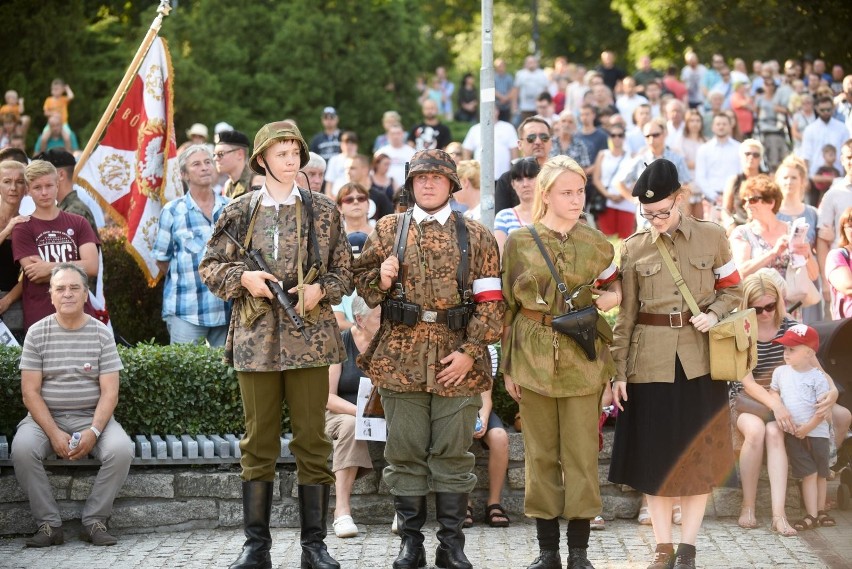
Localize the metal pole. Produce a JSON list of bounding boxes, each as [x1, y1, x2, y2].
[[479, 0, 495, 230], [531, 0, 540, 58], [74, 0, 173, 179]]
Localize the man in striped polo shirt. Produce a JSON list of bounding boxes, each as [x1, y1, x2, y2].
[[12, 263, 132, 547]]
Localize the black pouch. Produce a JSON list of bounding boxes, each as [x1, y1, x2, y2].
[[383, 298, 421, 327], [446, 304, 473, 331], [551, 305, 599, 361]]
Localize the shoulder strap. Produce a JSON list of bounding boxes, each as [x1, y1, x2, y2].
[[527, 224, 572, 306], [243, 191, 264, 249], [454, 212, 471, 300], [298, 188, 322, 271], [654, 238, 701, 316]]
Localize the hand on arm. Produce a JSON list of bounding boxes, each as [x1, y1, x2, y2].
[[592, 280, 621, 312]]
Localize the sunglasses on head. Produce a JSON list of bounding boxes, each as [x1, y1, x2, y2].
[[340, 195, 367, 205], [752, 302, 777, 315], [525, 133, 551, 143]]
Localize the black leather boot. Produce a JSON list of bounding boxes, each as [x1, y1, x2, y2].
[[229, 481, 273, 569], [434, 493, 472, 569], [527, 518, 560, 569], [393, 495, 427, 569], [567, 547, 595, 569], [298, 484, 340, 569]]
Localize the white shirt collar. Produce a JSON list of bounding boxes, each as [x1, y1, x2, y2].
[[412, 202, 453, 226], [259, 182, 301, 206]]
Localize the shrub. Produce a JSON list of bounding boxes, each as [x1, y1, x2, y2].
[[0, 344, 291, 437], [100, 226, 169, 345]]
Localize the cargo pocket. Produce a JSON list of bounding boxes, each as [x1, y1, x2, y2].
[[626, 327, 642, 378], [689, 255, 715, 297]]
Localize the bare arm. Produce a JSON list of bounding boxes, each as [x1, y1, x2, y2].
[[20, 242, 99, 283], [326, 363, 357, 415], [0, 281, 22, 315], [826, 257, 852, 295], [21, 369, 71, 459]]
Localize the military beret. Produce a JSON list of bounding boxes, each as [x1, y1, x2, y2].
[[215, 130, 250, 147], [632, 159, 681, 204], [36, 148, 76, 168]]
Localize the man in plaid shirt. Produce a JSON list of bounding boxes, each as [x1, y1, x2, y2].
[[154, 144, 229, 346]]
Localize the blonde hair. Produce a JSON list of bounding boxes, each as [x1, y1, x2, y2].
[[456, 160, 480, 190], [532, 155, 586, 222], [24, 160, 57, 185], [0, 159, 25, 176], [741, 270, 786, 328]]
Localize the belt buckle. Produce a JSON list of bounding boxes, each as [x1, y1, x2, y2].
[[422, 310, 437, 323], [669, 311, 683, 328]]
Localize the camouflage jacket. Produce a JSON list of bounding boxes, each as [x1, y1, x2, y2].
[[58, 191, 98, 237], [353, 209, 504, 397], [199, 188, 353, 371]]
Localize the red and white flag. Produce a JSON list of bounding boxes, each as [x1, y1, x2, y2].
[[76, 36, 181, 285]]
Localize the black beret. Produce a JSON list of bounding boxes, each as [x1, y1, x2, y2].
[[632, 159, 681, 204], [36, 148, 76, 168], [214, 130, 250, 147]]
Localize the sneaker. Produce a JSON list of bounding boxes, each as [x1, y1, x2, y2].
[[332, 514, 359, 538], [80, 521, 118, 546], [25, 523, 64, 547], [391, 513, 398, 535], [590, 515, 605, 530]]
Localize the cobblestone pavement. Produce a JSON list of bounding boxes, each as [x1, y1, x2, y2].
[[1, 513, 848, 569]]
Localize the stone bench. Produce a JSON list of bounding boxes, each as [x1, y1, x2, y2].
[[0, 427, 800, 536]]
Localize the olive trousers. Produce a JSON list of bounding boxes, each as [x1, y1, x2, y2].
[[380, 388, 481, 496], [520, 387, 602, 520], [237, 368, 335, 485]]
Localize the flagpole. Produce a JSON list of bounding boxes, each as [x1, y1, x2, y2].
[[74, 0, 173, 179]]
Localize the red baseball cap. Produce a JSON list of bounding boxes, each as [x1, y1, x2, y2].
[[772, 324, 819, 352]]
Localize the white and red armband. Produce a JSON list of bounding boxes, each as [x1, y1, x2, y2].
[[472, 277, 504, 303], [714, 259, 742, 290], [593, 263, 619, 288]]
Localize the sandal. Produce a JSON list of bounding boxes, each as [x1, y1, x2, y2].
[[771, 516, 798, 537], [637, 505, 651, 525], [590, 515, 605, 530], [737, 506, 758, 529], [463, 505, 474, 528], [485, 503, 510, 527], [816, 510, 836, 527], [792, 514, 818, 532]]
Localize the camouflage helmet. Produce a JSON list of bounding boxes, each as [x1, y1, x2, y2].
[[404, 148, 462, 194], [249, 120, 310, 175]]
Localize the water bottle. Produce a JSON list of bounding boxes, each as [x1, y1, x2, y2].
[[68, 432, 81, 450], [475, 416, 482, 432]]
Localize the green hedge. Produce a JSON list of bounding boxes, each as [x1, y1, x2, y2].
[[0, 344, 291, 437]]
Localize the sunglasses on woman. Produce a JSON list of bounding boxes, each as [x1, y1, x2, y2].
[[741, 196, 767, 206], [340, 195, 368, 205], [752, 302, 776, 315]]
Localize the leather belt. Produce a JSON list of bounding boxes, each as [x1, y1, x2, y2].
[[636, 310, 693, 328], [520, 308, 554, 326], [420, 309, 449, 324]]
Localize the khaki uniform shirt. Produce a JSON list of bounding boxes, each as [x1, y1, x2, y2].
[[199, 187, 353, 371], [354, 209, 504, 397], [612, 215, 743, 383], [223, 165, 253, 200], [59, 191, 99, 237], [501, 222, 617, 398]]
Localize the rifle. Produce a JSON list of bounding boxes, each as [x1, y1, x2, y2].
[[219, 223, 310, 341], [396, 162, 411, 213]]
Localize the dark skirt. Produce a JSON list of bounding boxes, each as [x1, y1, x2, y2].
[[608, 357, 734, 496]]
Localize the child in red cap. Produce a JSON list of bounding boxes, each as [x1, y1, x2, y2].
[[770, 324, 834, 531]]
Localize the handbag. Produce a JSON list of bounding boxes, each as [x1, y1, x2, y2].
[[733, 392, 774, 422], [784, 264, 820, 307], [362, 386, 384, 419], [527, 225, 605, 361], [654, 239, 758, 381]]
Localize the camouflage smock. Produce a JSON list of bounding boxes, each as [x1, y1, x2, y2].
[[353, 211, 504, 397], [501, 222, 617, 398], [199, 188, 353, 371]]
